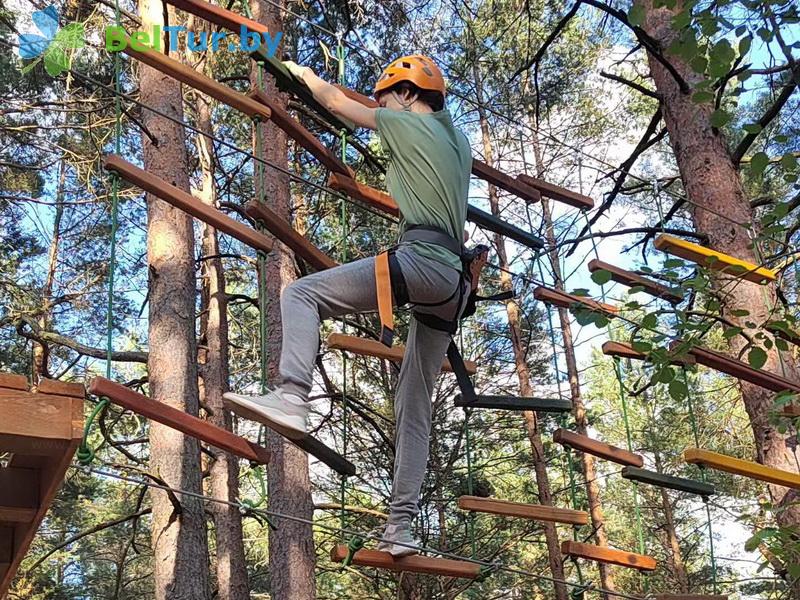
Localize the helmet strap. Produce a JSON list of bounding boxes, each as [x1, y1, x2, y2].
[[392, 89, 418, 112]]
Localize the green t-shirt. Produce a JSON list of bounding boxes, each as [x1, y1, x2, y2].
[[375, 107, 471, 271]]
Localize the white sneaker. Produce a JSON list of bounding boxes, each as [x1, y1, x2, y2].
[[376, 522, 420, 558], [223, 387, 310, 433]]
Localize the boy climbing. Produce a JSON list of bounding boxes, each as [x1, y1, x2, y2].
[[225, 55, 475, 557]]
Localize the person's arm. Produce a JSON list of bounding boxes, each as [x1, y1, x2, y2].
[[285, 61, 378, 130]]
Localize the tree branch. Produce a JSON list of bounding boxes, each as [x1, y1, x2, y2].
[[600, 70, 660, 99]]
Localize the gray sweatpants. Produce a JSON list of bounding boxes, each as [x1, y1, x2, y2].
[[278, 244, 467, 524]]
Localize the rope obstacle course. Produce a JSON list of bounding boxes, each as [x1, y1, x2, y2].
[[4, 0, 800, 596]]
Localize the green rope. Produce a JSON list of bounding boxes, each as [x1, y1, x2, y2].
[[341, 535, 365, 567], [82, 0, 122, 464], [460, 327, 477, 558], [336, 33, 350, 541], [682, 367, 718, 594]]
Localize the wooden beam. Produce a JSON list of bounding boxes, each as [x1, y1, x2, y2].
[[466, 205, 545, 250], [684, 448, 800, 489], [561, 540, 657, 571], [245, 202, 337, 271], [166, 0, 268, 34], [122, 42, 272, 122], [104, 155, 273, 255], [223, 399, 355, 477], [326, 333, 476, 374], [601, 341, 696, 365], [330, 545, 481, 578], [88, 377, 270, 465], [654, 234, 776, 284], [327, 172, 400, 216], [248, 89, 352, 176], [553, 428, 643, 467], [471, 160, 542, 204], [0, 467, 38, 523], [587, 259, 682, 304], [654, 594, 728, 600], [534, 286, 618, 315], [457, 495, 589, 525], [686, 345, 800, 394], [455, 394, 572, 412], [517, 173, 594, 210], [621, 466, 716, 496]]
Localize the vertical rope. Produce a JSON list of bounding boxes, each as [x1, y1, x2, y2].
[[460, 327, 477, 558], [336, 33, 350, 540]]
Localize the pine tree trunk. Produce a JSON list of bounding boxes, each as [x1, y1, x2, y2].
[[188, 31, 250, 599], [138, 2, 211, 597], [653, 450, 689, 593], [639, 4, 800, 591], [471, 63, 569, 600], [250, 2, 317, 598]]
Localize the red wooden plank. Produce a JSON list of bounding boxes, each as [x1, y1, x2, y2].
[[88, 377, 270, 465], [601, 341, 696, 365], [561, 540, 656, 571], [245, 202, 337, 271], [553, 428, 643, 467], [517, 174, 594, 210], [471, 160, 541, 204], [248, 89, 351, 176], [166, 0, 269, 33], [534, 286, 617, 315], [327, 173, 400, 216], [587, 258, 682, 304], [687, 345, 800, 394], [330, 545, 481, 578], [105, 155, 273, 254]]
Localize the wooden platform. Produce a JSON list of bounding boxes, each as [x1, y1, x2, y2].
[[223, 398, 355, 477], [686, 345, 800, 394], [654, 234, 776, 284], [621, 466, 716, 497], [455, 394, 572, 412], [517, 173, 594, 210], [471, 160, 542, 204], [587, 259, 682, 304], [684, 448, 800, 489], [245, 202, 337, 271], [88, 377, 270, 465], [458, 496, 589, 525], [326, 333, 476, 374], [330, 545, 481, 578], [105, 155, 273, 254], [553, 429, 643, 467], [0, 373, 84, 597], [561, 540, 657, 571], [534, 287, 618, 316]]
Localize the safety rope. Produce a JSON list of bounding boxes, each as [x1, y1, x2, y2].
[[78, 0, 122, 464]]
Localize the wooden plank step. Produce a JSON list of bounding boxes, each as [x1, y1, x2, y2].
[[686, 344, 800, 394], [654, 234, 776, 284], [88, 377, 270, 465], [0, 374, 83, 598], [517, 173, 594, 210], [326, 333, 475, 375], [653, 594, 728, 600], [122, 38, 272, 122], [587, 259, 682, 304], [330, 545, 481, 578], [471, 160, 542, 204], [105, 155, 273, 254], [245, 202, 337, 271], [684, 448, 800, 489], [248, 89, 351, 176], [466, 205, 544, 250], [534, 286, 618, 315], [561, 540, 657, 571], [223, 398, 355, 477], [457, 495, 589, 525], [621, 466, 716, 496], [601, 341, 696, 365], [455, 394, 572, 412], [553, 428, 643, 467]]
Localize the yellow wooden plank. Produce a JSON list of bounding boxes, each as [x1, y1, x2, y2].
[[684, 448, 800, 489], [654, 234, 776, 284]]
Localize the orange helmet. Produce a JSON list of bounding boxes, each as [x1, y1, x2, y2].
[[374, 55, 446, 98]]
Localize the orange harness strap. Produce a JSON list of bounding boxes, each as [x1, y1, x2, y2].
[[375, 251, 395, 347]]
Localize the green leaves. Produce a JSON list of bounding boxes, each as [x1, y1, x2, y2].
[[628, 4, 646, 27], [748, 346, 767, 369], [710, 109, 731, 128], [708, 39, 735, 77], [668, 378, 688, 401], [41, 22, 85, 77], [750, 151, 770, 176], [591, 269, 613, 285]]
